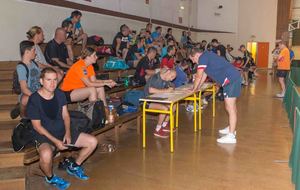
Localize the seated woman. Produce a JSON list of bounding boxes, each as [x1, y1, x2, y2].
[[27, 26, 64, 82], [144, 68, 177, 138], [60, 47, 116, 107]]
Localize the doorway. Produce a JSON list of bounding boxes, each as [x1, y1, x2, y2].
[[247, 42, 269, 68]]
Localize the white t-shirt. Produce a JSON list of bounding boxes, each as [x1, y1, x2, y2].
[[34, 44, 47, 64]]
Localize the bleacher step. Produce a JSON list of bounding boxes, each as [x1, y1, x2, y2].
[[0, 147, 24, 168], [0, 121, 18, 142], [0, 61, 18, 71], [0, 167, 26, 190], [0, 110, 19, 121], [0, 94, 18, 105]]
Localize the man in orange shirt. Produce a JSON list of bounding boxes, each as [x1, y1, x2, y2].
[[276, 40, 290, 98], [61, 47, 116, 106]]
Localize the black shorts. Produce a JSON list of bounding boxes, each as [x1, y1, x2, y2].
[[277, 70, 289, 78], [63, 91, 73, 104], [35, 128, 81, 148]]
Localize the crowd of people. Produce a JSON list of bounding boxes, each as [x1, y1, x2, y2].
[[10, 9, 285, 189]]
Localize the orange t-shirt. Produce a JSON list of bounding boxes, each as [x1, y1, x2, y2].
[[60, 59, 95, 91], [277, 47, 291, 70]]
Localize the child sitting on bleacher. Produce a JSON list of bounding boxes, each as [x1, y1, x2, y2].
[[144, 68, 177, 138], [112, 24, 130, 60], [125, 36, 145, 68], [160, 45, 176, 69]]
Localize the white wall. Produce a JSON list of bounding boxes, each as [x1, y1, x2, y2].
[[197, 0, 238, 33], [196, 0, 278, 67]]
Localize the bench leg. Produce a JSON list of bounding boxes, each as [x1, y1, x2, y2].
[[137, 115, 141, 135], [114, 124, 122, 143]]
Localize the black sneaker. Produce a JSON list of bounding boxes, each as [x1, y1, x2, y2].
[[10, 103, 20, 119]]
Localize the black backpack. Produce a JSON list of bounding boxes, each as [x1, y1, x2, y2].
[[11, 119, 34, 152], [69, 111, 93, 133], [12, 61, 38, 94], [78, 100, 106, 130]]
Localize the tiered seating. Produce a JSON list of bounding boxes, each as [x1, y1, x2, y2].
[[0, 45, 142, 190]]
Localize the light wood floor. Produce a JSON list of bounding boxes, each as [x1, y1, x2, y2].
[[29, 71, 294, 190]]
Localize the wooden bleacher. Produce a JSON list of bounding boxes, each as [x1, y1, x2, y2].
[[0, 44, 143, 190]]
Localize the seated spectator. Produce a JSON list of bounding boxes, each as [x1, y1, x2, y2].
[[144, 68, 177, 138], [27, 67, 98, 189], [151, 26, 162, 42], [64, 10, 88, 53], [145, 30, 153, 46], [16, 41, 41, 118], [161, 45, 176, 69], [211, 39, 227, 59], [61, 20, 75, 62], [146, 22, 152, 33], [26, 26, 63, 82], [201, 40, 207, 51], [60, 47, 116, 107], [173, 60, 189, 88], [129, 30, 137, 45], [112, 24, 130, 60], [125, 36, 145, 68], [44, 28, 73, 71], [181, 31, 188, 47], [226, 46, 235, 63], [165, 28, 175, 41], [161, 38, 175, 58], [134, 47, 157, 85], [186, 31, 194, 48]]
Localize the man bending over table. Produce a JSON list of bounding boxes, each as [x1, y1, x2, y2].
[[189, 48, 242, 144]]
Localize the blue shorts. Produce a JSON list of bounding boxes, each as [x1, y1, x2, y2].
[[223, 78, 242, 98]]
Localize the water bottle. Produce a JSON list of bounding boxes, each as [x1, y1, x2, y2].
[[108, 104, 115, 124]]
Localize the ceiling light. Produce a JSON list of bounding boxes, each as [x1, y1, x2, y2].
[[180, 6, 185, 10]]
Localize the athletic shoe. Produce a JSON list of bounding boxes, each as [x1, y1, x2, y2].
[[162, 123, 176, 133], [154, 128, 169, 138], [218, 127, 236, 135], [10, 103, 20, 119], [45, 175, 70, 190], [217, 133, 237, 144], [202, 98, 208, 105], [276, 92, 285, 98], [186, 104, 199, 112], [67, 163, 89, 180]]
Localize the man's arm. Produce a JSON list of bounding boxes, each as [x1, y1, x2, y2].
[[51, 58, 71, 69], [149, 87, 173, 94], [192, 69, 205, 91], [115, 38, 122, 57], [19, 81, 32, 96], [62, 105, 71, 144]]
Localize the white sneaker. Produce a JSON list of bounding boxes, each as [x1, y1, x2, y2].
[[217, 133, 236, 144], [276, 92, 285, 98], [218, 127, 236, 135], [186, 104, 199, 112], [202, 98, 208, 105]]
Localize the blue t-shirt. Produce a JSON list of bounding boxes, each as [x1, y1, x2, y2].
[[27, 89, 67, 139], [151, 31, 161, 40], [161, 47, 168, 58], [65, 17, 81, 29], [16, 61, 41, 94], [173, 66, 188, 87], [197, 51, 241, 86]]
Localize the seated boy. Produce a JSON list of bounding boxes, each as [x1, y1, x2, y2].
[[161, 45, 176, 69], [27, 68, 98, 189], [11, 40, 41, 119], [144, 68, 177, 138]]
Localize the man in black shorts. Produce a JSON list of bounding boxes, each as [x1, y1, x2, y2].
[[27, 68, 98, 189]]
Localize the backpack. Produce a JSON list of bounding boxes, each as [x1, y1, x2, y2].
[[104, 57, 129, 70], [78, 100, 106, 130], [123, 90, 145, 107], [69, 111, 93, 133], [87, 35, 104, 46], [11, 119, 34, 152], [12, 61, 38, 94]]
